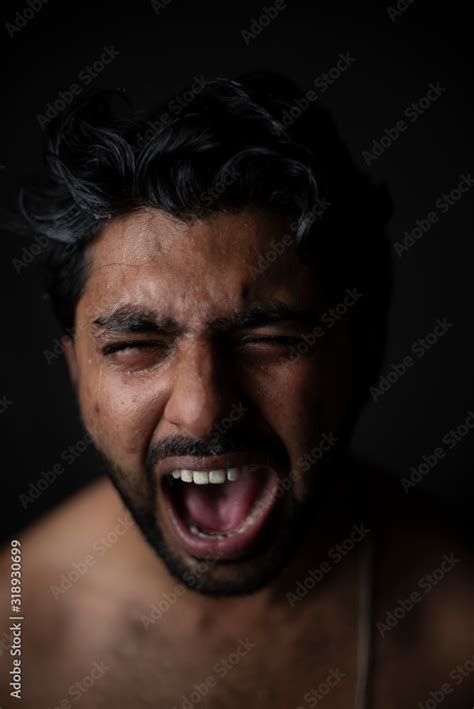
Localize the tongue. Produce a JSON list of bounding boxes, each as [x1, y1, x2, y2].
[[180, 470, 268, 533]]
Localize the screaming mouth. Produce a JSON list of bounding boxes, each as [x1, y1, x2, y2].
[[160, 462, 284, 559]]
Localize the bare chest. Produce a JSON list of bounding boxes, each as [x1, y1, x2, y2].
[[23, 618, 358, 709]]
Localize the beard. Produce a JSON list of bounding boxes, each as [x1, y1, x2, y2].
[[88, 429, 344, 597]]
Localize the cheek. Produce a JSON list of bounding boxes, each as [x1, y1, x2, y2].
[[77, 366, 162, 461], [319, 332, 353, 424], [246, 359, 324, 442], [250, 350, 351, 452], [284, 363, 326, 446]]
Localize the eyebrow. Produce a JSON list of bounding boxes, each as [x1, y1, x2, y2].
[[92, 306, 182, 337], [92, 302, 320, 337], [212, 303, 320, 330]]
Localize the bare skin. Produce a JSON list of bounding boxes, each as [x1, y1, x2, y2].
[[1, 208, 472, 708], [0, 476, 472, 708]]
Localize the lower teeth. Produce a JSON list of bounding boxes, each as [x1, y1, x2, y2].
[[188, 524, 227, 541]]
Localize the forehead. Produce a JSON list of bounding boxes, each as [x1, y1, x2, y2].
[[78, 207, 322, 322]]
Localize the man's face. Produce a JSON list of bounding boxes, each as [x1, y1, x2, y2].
[[65, 207, 353, 595]]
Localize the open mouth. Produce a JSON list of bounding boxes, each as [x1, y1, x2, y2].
[[159, 460, 284, 561]]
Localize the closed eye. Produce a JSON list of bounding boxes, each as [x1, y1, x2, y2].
[[238, 335, 305, 346], [102, 341, 169, 355]]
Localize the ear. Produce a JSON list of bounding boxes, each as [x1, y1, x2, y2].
[[63, 336, 79, 393]]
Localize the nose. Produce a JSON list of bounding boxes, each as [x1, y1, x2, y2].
[[163, 339, 235, 439]]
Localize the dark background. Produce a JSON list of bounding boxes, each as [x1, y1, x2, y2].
[[1, 0, 473, 542]]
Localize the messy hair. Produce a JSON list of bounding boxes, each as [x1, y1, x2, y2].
[[18, 71, 393, 401]]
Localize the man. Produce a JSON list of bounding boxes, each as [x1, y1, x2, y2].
[[1, 74, 472, 708]]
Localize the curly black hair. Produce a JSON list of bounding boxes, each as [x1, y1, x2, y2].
[[18, 71, 393, 405]]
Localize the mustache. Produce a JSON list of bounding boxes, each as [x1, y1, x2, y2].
[[145, 431, 287, 477]]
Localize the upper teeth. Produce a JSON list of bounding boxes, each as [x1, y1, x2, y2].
[[169, 467, 246, 484]]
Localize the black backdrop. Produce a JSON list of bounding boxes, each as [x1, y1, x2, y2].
[[1, 0, 473, 542]]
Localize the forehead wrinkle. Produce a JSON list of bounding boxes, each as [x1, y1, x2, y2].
[[84, 253, 316, 328], [89, 209, 188, 273], [89, 207, 296, 278], [81, 208, 318, 325]]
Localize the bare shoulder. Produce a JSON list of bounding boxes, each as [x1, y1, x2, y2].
[[0, 478, 166, 706], [0, 477, 160, 644], [2, 478, 125, 588]]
